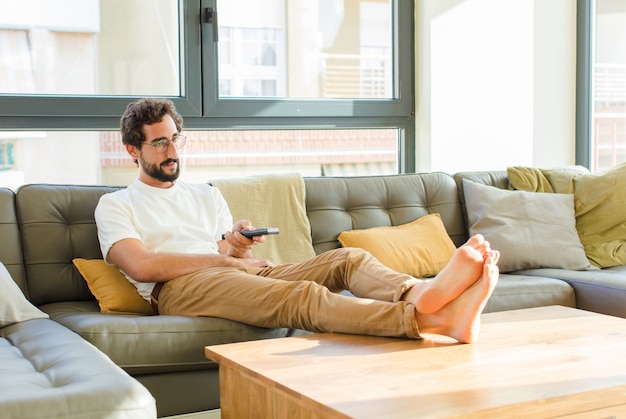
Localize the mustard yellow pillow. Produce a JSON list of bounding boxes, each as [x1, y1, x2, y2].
[[337, 213, 456, 278], [574, 163, 626, 268], [73, 258, 153, 315]]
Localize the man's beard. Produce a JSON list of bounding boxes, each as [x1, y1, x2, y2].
[[140, 157, 180, 183]]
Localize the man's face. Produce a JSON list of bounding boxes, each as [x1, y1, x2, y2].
[[136, 114, 181, 186]]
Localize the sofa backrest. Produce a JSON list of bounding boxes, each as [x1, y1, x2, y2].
[[0, 187, 27, 296], [16, 184, 122, 306], [9, 171, 509, 306], [304, 172, 468, 254]]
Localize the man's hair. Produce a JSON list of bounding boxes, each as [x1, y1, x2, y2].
[[120, 98, 184, 148]]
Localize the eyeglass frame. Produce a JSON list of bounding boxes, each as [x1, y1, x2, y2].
[[142, 134, 187, 154]]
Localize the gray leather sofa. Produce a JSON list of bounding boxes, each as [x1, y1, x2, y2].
[[0, 188, 156, 419], [1, 170, 624, 417]]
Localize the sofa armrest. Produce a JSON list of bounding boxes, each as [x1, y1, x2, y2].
[[0, 318, 156, 418]]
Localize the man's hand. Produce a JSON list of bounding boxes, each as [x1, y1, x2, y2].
[[223, 219, 265, 258]]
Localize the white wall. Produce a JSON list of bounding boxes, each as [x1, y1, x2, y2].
[[415, 0, 577, 173]]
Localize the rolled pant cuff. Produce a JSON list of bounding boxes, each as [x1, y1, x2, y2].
[[393, 277, 422, 302], [404, 304, 421, 339]]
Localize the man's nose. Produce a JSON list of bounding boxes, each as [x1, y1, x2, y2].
[[167, 141, 179, 158]]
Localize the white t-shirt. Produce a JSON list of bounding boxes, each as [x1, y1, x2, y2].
[[95, 179, 233, 300]]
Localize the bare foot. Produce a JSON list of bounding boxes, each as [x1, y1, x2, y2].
[[416, 250, 499, 343], [405, 234, 491, 314]]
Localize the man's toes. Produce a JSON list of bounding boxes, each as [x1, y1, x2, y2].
[[466, 234, 484, 248]]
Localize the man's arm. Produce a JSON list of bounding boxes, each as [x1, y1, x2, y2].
[[108, 235, 272, 283]]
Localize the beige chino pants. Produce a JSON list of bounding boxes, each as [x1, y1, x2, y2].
[[157, 248, 422, 339]]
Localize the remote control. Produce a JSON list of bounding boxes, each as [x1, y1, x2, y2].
[[240, 227, 280, 238], [221, 227, 280, 240]]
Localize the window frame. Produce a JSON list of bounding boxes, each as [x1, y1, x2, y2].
[[0, 0, 202, 127], [576, 0, 594, 169], [198, 0, 413, 120], [0, 0, 415, 172]]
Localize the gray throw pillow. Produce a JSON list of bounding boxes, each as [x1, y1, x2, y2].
[[462, 179, 596, 273], [0, 262, 48, 327]]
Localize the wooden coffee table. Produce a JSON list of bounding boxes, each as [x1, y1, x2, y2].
[[205, 306, 626, 418]]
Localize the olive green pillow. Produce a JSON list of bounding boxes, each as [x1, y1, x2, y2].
[[574, 163, 626, 268], [506, 166, 555, 192], [337, 213, 456, 278], [508, 163, 626, 268], [507, 165, 589, 194]]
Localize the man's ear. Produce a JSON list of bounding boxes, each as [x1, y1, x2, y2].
[[126, 143, 139, 160]]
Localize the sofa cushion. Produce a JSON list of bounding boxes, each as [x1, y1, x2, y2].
[[483, 273, 576, 313], [0, 261, 48, 327], [0, 318, 156, 418], [462, 179, 594, 273], [514, 266, 626, 318], [337, 213, 456, 278], [43, 301, 309, 375], [73, 258, 154, 315]]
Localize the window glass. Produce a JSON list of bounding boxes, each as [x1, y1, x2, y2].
[[592, 0, 626, 172], [0, 129, 398, 190], [0, 0, 180, 96], [218, 0, 393, 99], [0, 0, 409, 187]]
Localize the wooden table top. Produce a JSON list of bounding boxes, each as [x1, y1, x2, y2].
[[205, 306, 626, 418]]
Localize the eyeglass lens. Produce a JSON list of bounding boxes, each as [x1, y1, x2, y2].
[[155, 135, 186, 153]]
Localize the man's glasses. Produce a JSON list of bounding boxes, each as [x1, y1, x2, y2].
[[143, 134, 187, 154]]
